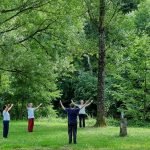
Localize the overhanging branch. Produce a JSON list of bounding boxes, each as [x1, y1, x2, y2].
[[0, 0, 51, 26]]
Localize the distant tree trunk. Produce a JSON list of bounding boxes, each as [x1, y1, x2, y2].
[[15, 101, 19, 120], [143, 58, 147, 120], [84, 54, 93, 74], [20, 99, 24, 119], [95, 0, 106, 127]]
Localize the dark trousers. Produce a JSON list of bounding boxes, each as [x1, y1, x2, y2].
[[28, 118, 34, 132], [79, 114, 86, 128], [3, 121, 9, 138], [68, 123, 77, 144]]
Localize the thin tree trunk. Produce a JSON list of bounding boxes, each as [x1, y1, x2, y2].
[[15, 101, 19, 120], [84, 54, 93, 74], [143, 58, 147, 120], [20, 99, 24, 119], [95, 0, 106, 127]]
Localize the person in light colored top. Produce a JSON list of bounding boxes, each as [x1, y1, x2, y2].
[[27, 103, 42, 132], [71, 100, 93, 128], [3, 104, 14, 138]]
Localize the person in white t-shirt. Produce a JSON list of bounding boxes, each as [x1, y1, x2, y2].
[[27, 103, 42, 132], [2, 104, 14, 138], [71, 100, 93, 128]]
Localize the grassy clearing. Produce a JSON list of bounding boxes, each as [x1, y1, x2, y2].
[[0, 118, 150, 150]]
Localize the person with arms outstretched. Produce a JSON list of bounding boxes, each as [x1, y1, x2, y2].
[[71, 99, 93, 128], [3, 104, 14, 138], [27, 103, 42, 132], [60, 100, 89, 144]]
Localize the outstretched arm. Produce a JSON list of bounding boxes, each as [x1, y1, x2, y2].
[[71, 100, 79, 107], [35, 103, 42, 110], [85, 100, 93, 107], [60, 100, 65, 110], [8, 104, 14, 111], [80, 101, 90, 110]]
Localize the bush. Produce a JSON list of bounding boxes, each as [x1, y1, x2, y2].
[[35, 105, 58, 118]]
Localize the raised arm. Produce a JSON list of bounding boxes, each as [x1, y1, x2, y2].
[[7, 104, 14, 111], [4, 105, 9, 112], [80, 100, 90, 110], [35, 103, 42, 110], [71, 100, 79, 107], [85, 100, 93, 107], [60, 100, 65, 110]]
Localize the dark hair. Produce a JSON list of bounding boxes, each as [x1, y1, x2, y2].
[[3, 105, 6, 110], [70, 103, 74, 108]]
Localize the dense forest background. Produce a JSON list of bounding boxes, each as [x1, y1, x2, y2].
[[0, 0, 149, 122]]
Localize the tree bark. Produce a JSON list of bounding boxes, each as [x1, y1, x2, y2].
[[143, 58, 147, 120], [120, 118, 127, 137], [95, 0, 106, 127]]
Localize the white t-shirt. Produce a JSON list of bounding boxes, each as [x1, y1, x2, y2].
[[78, 105, 86, 114], [27, 108, 35, 119], [3, 110, 10, 121]]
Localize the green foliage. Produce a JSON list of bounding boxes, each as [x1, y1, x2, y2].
[[0, 0, 85, 118], [0, 0, 149, 123], [134, 0, 150, 35], [120, 0, 141, 13], [35, 105, 58, 118], [74, 72, 97, 101], [79, 0, 150, 121]]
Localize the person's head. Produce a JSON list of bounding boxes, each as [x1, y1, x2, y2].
[[3, 105, 8, 111], [80, 100, 84, 105], [28, 103, 33, 107], [70, 103, 75, 108]]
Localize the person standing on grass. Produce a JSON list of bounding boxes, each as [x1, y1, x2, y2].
[[3, 104, 14, 138], [71, 100, 93, 128], [60, 100, 89, 144], [27, 103, 42, 132]]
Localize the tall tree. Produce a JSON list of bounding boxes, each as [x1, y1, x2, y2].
[[95, 0, 106, 127]]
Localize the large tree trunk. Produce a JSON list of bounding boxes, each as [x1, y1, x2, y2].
[[95, 0, 106, 127]]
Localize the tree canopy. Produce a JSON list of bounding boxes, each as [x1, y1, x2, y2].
[[0, 0, 149, 122]]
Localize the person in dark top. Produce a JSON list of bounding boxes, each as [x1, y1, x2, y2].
[[60, 100, 89, 144], [71, 99, 93, 128]]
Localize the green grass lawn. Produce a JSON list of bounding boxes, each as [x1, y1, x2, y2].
[[0, 119, 150, 150]]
